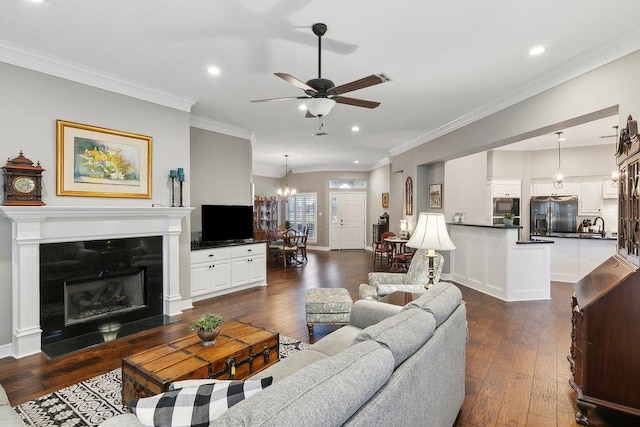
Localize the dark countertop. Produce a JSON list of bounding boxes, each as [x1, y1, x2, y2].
[[517, 239, 554, 245], [531, 233, 616, 241], [191, 239, 263, 250], [448, 223, 523, 229]]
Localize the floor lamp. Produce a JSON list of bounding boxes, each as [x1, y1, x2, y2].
[[405, 213, 456, 288]]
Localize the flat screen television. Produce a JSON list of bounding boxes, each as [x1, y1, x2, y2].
[[201, 205, 254, 243]]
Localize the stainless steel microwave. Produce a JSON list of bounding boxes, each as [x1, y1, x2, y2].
[[493, 197, 520, 216]]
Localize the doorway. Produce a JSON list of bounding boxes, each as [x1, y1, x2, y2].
[[329, 192, 366, 250]]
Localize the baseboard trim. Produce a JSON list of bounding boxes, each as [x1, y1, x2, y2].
[[0, 342, 13, 359]]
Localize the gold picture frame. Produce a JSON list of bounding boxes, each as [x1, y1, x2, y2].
[[382, 192, 389, 208], [429, 183, 442, 209], [56, 120, 152, 198]]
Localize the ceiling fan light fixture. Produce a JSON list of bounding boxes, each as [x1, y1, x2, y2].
[[308, 98, 336, 117]]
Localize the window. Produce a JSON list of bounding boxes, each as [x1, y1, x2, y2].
[[328, 179, 366, 189], [285, 193, 317, 243]]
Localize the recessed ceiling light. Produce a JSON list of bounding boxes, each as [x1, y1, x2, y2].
[[29, 0, 45, 3], [528, 45, 545, 56], [207, 66, 221, 76], [298, 104, 307, 111], [354, 160, 359, 164], [351, 126, 360, 132]]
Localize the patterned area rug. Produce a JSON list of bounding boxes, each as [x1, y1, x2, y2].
[[15, 335, 309, 427]]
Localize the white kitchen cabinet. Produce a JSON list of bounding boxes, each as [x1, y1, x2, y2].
[[531, 180, 578, 196], [191, 243, 266, 300], [602, 178, 618, 199], [579, 180, 603, 214], [491, 179, 521, 198]]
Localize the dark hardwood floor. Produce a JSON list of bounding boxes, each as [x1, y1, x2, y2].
[[0, 249, 637, 426]]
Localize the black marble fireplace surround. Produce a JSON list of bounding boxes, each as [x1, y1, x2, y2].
[[40, 236, 165, 358]]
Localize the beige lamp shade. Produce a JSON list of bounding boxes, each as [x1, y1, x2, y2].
[[406, 212, 456, 251]]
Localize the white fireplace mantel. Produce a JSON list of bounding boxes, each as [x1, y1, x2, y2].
[[0, 205, 193, 358]]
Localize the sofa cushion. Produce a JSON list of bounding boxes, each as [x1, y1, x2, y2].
[[213, 340, 394, 427], [249, 348, 329, 383], [402, 281, 462, 327], [131, 377, 272, 427], [310, 325, 362, 357], [352, 308, 435, 368]]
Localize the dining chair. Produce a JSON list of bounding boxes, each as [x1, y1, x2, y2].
[[267, 229, 284, 264], [373, 231, 395, 270], [281, 229, 302, 267], [297, 225, 309, 263]]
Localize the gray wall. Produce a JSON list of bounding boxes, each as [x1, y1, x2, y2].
[[0, 62, 191, 347], [190, 127, 253, 238], [367, 164, 391, 246]]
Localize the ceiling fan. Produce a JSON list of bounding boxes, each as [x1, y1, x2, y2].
[[250, 23, 391, 118]]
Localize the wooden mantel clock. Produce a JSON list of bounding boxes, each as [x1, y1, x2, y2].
[[2, 151, 45, 206]]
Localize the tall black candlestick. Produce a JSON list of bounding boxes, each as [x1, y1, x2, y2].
[[179, 181, 184, 207], [170, 176, 176, 207]]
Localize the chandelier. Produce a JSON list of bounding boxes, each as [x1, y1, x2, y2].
[[553, 131, 564, 189], [277, 155, 297, 200]]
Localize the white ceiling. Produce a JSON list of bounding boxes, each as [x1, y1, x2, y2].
[[2, 0, 640, 177], [495, 116, 620, 151]]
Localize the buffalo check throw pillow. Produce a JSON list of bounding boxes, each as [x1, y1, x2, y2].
[[131, 377, 273, 427]]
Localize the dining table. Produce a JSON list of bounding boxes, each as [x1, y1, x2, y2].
[[383, 237, 411, 272]]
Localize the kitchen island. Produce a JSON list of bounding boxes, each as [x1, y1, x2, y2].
[[535, 235, 616, 282], [448, 223, 551, 301]]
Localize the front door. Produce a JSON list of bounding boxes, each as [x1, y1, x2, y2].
[[329, 192, 366, 250]]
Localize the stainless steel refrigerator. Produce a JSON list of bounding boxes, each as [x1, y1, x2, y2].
[[530, 195, 578, 236]]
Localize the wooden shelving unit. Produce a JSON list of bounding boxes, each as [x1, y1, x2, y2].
[[253, 196, 278, 241]]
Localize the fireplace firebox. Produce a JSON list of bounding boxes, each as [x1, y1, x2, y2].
[[40, 236, 164, 357], [64, 268, 146, 326]]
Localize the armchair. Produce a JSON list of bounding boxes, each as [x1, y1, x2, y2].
[[359, 249, 444, 300]]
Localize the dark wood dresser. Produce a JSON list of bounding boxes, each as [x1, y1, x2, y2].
[[569, 255, 640, 425]]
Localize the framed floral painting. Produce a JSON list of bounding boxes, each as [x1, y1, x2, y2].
[[56, 120, 152, 198]]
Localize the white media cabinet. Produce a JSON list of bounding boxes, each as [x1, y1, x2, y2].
[[190, 242, 267, 301]]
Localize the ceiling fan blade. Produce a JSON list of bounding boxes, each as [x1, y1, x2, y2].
[[250, 96, 310, 103], [330, 73, 392, 95], [334, 96, 380, 109], [274, 73, 316, 92]]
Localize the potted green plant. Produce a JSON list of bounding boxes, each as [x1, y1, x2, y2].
[[503, 212, 515, 227], [190, 313, 224, 346]]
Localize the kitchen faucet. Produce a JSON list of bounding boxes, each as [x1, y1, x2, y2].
[[593, 216, 605, 237]]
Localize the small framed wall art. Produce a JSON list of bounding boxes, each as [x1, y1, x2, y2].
[[381, 192, 389, 208], [429, 183, 442, 209], [405, 177, 413, 216], [56, 120, 152, 198]]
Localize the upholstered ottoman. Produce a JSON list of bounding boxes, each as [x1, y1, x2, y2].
[[305, 288, 353, 335]]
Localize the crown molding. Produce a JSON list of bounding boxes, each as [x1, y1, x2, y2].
[[0, 39, 196, 112], [390, 30, 640, 157], [190, 115, 254, 140]]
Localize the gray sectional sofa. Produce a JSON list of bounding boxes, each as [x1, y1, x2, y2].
[[0, 383, 24, 426], [100, 282, 467, 427]]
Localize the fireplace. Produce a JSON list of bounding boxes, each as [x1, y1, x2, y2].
[[38, 236, 165, 357], [0, 206, 193, 359]]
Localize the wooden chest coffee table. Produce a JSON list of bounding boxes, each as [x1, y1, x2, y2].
[[122, 321, 279, 406]]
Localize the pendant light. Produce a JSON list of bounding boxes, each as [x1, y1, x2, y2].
[[553, 131, 564, 189], [611, 125, 620, 187], [277, 155, 297, 200]]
